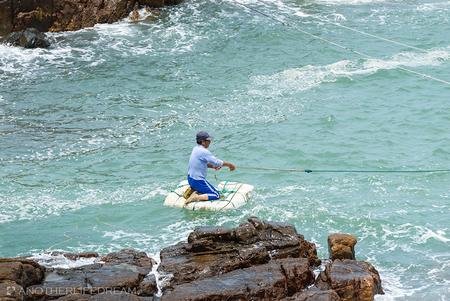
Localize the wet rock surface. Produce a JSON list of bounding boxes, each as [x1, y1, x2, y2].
[[316, 259, 384, 301], [0, 258, 45, 288], [0, 0, 183, 36], [0, 217, 383, 301], [161, 258, 314, 301], [328, 234, 357, 261], [281, 287, 341, 301], [2, 27, 51, 48], [27, 250, 156, 300], [159, 217, 320, 287]]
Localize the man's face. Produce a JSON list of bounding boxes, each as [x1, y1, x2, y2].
[[202, 140, 211, 148]]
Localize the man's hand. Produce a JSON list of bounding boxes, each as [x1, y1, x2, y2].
[[223, 162, 236, 171]]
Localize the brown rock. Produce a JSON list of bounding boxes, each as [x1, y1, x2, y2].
[[316, 259, 384, 301], [0, 280, 25, 301], [101, 249, 155, 274], [0, 259, 45, 288], [137, 274, 157, 296], [27, 265, 90, 299], [282, 287, 341, 301], [3, 27, 51, 48], [130, 2, 140, 22], [159, 217, 319, 287], [27, 262, 149, 299], [162, 258, 314, 301], [139, 0, 165, 8], [86, 264, 146, 290], [2, 0, 184, 35], [328, 234, 357, 260], [0, 0, 13, 36], [55, 294, 91, 301], [88, 292, 153, 300], [54, 292, 153, 300], [62, 252, 99, 261]]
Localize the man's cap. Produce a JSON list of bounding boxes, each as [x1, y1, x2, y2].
[[196, 131, 213, 141]]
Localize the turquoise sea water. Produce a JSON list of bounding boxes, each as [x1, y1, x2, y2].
[[1, 0, 449, 299]]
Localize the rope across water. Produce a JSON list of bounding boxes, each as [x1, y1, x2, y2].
[[231, 0, 450, 87], [239, 166, 450, 173]]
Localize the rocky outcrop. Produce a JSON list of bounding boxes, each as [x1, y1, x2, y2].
[[316, 259, 384, 301], [0, 217, 383, 301], [2, 27, 51, 48], [162, 258, 314, 301], [159, 217, 320, 288], [0, 258, 46, 301], [281, 287, 341, 301], [26, 249, 156, 300], [0, 0, 13, 35], [328, 233, 357, 261], [0, 0, 183, 36]]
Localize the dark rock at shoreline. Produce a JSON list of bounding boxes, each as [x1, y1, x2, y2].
[[54, 291, 154, 300], [0, 258, 45, 288], [3, 28, 51, 48], [281, 287, 341, 301], [0, 217, 384, 301], [161, 258, 314, 301], [0, 0, 13, 35], [27, 249, 156, 300], [159, 217, 320, 288], [316, 259, 384, 301], [60, 252, 99, 261], [0, 0, 183, 36], [0, 258, 45, 301], [328, 233, 357, 261]]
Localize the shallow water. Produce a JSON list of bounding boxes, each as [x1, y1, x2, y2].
[[1, 0, 449, 299]]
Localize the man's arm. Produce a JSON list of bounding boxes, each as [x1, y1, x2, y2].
[[222, 161, 236, 171]]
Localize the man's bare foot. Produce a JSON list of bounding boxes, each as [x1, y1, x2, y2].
[[185, 192, 199, 205]]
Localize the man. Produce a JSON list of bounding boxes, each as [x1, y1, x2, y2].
[[186, 131, 236, 204]]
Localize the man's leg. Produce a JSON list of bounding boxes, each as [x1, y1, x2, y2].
[[186, 177, 220, 203]]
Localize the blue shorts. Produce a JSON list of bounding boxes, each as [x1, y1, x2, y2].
[[187, 176, 220, 201]]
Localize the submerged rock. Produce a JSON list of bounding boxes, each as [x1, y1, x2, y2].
[[316, 259, 384, 301], [3, 28, 50, 48]]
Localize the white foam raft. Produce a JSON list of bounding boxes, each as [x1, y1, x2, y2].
[[164, 180, 254, 211]]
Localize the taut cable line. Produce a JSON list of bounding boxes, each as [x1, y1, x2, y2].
[[232, 1, 450, 87], [239, 166, 450, 174]]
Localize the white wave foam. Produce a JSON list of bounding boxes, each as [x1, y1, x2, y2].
[[30, 253, 99, 269], [418, 229, 450, 244], [0, 42, 96, 82], [381, 223, 450, 245], [0, 184, 167, 224], [416, 1, 450, 12], [375, 266, 425, 300], [249, 48, 450, 96], [0, 213, 13, 223]]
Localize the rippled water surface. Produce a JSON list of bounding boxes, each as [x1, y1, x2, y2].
[[1, 0, 449, 299]]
